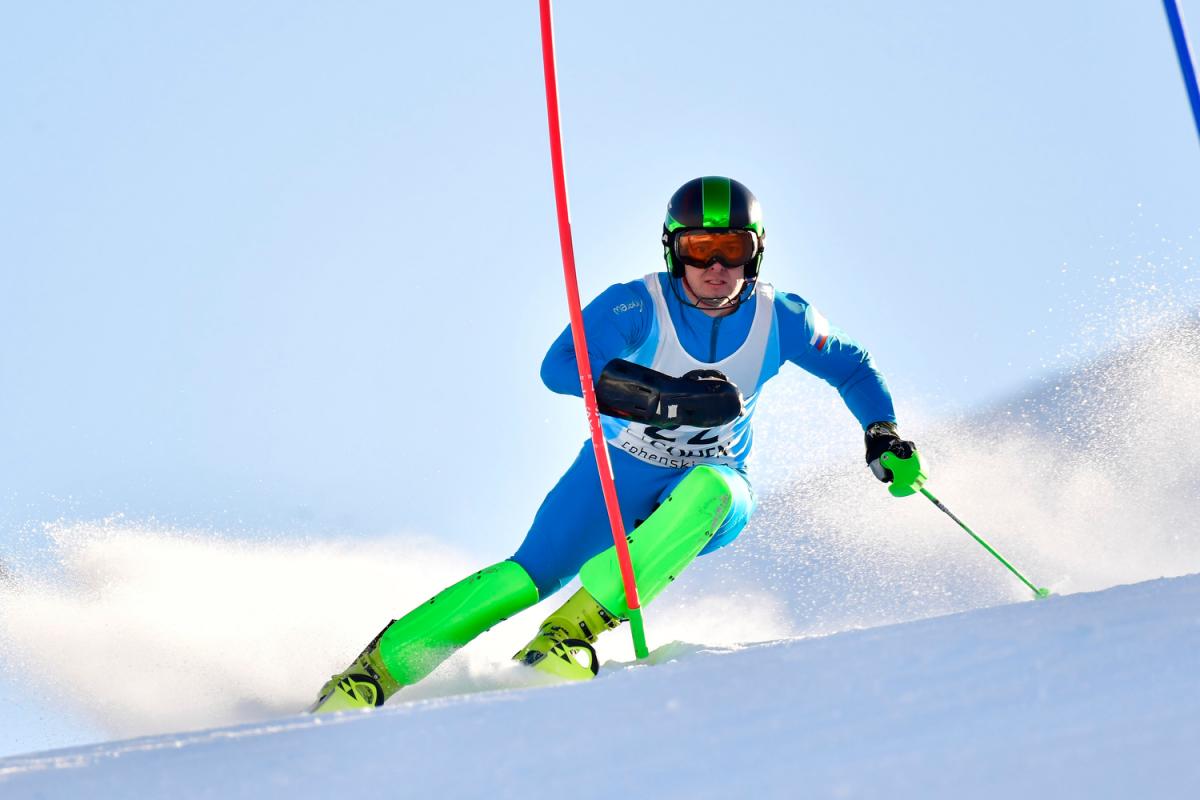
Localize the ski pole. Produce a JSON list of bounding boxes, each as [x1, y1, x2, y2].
[[920, 487, 1051, 599], [879, 450, 1049, 599], [538, 0, 650, 658]]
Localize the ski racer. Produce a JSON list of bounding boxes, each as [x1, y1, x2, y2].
[[311, 176, 921, 712]]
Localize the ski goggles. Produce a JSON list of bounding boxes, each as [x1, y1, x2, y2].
[[670, 228, 761, 269]]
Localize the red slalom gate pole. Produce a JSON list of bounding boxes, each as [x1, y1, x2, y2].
[[537, 0, 649, 658]]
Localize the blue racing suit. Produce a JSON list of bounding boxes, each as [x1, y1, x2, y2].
[[511, 272, 896, 597]]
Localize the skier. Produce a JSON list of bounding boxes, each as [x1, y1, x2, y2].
[[311, 176, 921, 712]]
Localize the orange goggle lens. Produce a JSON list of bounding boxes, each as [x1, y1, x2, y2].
[[673, 229, 760, 268]]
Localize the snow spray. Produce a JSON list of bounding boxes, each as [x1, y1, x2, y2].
[[2, 217, 1197, 742]]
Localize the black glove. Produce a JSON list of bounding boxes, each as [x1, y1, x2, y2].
[[864, 421, 916, 482], [595, 359, 744, 429]]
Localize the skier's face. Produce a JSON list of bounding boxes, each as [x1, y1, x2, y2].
[[683, 262, 745, 313]]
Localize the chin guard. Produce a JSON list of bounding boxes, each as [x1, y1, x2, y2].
[[595, 359, 743, 429]]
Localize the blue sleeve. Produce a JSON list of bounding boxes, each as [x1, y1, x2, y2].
[[774, 291, 897, 429], [541, 282, 654, 397]]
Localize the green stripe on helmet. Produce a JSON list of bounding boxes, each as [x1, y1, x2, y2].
[[701, 176, 732, 228]]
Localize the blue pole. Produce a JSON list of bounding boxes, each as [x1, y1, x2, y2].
[[1164, 0, 1200, 145]]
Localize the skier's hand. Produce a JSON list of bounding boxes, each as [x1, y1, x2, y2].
[[864, 422, 917, 483], [667, 368, 745, 426], [680, 368, 730, 382]]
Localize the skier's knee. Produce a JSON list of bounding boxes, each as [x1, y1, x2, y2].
[[675, 465, 735, 520], [692, 465, 755, 555]]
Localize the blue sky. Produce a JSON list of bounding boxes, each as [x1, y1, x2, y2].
[[2, 1, 1199, 755]]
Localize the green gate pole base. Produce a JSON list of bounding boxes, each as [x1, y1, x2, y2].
[[628, 606, 649, 659]]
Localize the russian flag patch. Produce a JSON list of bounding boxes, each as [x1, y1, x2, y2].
[[809, 308, 830, 351]]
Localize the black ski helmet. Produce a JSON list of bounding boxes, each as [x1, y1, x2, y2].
[[662, 176, 765, 279]]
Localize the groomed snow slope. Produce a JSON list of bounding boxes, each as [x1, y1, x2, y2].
[[2, 574, 1197, 799]]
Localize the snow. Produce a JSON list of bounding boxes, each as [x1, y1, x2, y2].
[[2, 574, 1197, 799]]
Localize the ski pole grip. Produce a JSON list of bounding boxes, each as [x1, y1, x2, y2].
[[879, 450, 927, 497]]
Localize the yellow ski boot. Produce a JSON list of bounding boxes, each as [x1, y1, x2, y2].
[[513, 587, 622, 681], [309, 634, 401, 713], [309, 562, 540, 714]]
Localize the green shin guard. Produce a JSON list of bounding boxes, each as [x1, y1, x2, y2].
[[513, 587, 622, 681], [580, 465, 733, 617], [377, 560, 539, 686], [312, 561, 539, 712]]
